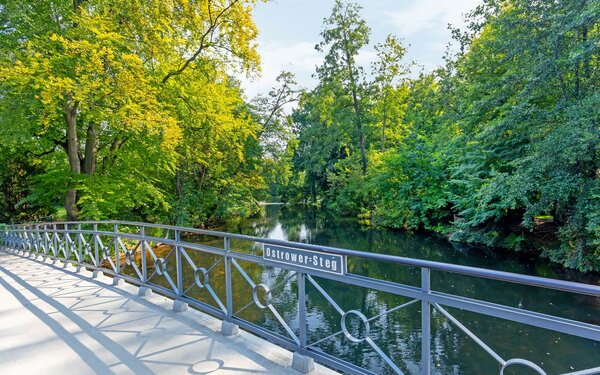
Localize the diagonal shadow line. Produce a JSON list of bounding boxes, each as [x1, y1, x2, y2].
[[0, 271, 111, 374], [138, 336, 210, 360], [49, 287, 105, 298], [0, 264, 155, 375], [206, 337, 216, 360], [1, 252, 291, 372], [98, 311, 162, 330], [68, 297, 126, 311]]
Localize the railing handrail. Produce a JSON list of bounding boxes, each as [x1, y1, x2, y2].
[[4, 220, 600, 298]]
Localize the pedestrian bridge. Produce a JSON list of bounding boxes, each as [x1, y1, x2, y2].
[[0, 252, 325, 375], [1, 221, 599, 375]]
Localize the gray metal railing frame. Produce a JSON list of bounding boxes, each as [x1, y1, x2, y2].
[[1, 220, 599, 375]]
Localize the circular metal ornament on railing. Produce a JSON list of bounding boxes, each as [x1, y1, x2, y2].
[[252, 283, 273, 309], [500, 358, 547, 375], [102, 247, 110, 260], [155, 258, 167, 275], [194, 267, 209, 288], [341, 310, 371, 343]]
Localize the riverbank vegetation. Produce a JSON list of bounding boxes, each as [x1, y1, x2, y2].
[[1, 0, 598, 271]]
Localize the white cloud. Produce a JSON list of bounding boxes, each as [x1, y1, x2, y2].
[[241, 42, 381, 99], [240, 41, 321, 99], [382, 0, 480, 36], [356, 48, 378, 68], [241, 0, 483, 98]]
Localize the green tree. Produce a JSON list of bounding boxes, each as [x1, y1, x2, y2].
[[316, 0, 371, 175], [251, 71, 301, 199], [448, 0, 600, 270], [371, 35, 410, 152], [0, 0, 263, 222]]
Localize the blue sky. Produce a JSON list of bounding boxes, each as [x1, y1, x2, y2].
[[240, 0, 481, 98]]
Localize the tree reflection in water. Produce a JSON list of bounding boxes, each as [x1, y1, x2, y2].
[[148, 205, 600, 374]]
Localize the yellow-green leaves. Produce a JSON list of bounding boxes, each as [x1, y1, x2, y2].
[[0, 0, 264, 223]]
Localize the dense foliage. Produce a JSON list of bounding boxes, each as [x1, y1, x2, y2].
[[288, 0, 600, 271], [0, 0, 269, 226], [1, 0, 598, 271]]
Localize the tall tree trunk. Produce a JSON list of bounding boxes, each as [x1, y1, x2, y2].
[[82, 123, 98, 174], [176, 168, 183, 199], [343, 46, 367, 175], [65, 100, 80, 220]]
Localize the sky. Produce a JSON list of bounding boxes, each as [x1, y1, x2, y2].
[[240, 0, 481, 99]]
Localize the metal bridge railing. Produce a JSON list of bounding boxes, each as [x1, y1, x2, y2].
[[1, 221, 599, 375]]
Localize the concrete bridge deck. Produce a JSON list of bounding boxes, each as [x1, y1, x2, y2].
[[0, 252, 332, 375]]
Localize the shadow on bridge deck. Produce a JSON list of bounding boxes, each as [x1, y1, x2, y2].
[[0, 252, 323, 375]]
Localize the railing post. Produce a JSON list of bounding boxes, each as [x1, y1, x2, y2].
[[224, 236, 233, 317], [64, 223, 69, 260], [171, 229, 188, 312], [28, 226, 32, 253], [24, 227, 28, 253], [136, 225, 152, 297], [62, 224, 71, 268], [35, 225, 40, 256], [92, 223, 104, 278], [221, 236, 239, 336], [140, 226, 147, 283], [175, 230, 183, 295], [52, 223, 57, 258], [68, 223, 74, 260], [77, 224, 82, 264], [292, 271, 314, 373], [298, 272, 307, 348], [114, 224, 120, 274], [421, 268, 431, 375], [93, 223, 99, 267], [111, 223, 125, 286], [43, 224, 48, 259]]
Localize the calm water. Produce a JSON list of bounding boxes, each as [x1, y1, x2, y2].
[[146, 205, 600, 374]]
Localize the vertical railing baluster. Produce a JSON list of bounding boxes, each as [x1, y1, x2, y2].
[[24, 227, 28, 254], [219, 235, 239, 335], [421, 268, 431, 375], [298, 272, 308, 348], [64, 223, 69, 260], [52, 223, 57, 258], [69, 223, 74, 260], [140, 226, 147, 283], [114, 223, 120, 274], [175, 230, 183, 295], [77, 223, 82, 263], [224, 236, 233, 318], [35, 225, 40, 255], [30, 226, 34, 253], [43, 224, 48, 259], [93, 223, 99, 267]]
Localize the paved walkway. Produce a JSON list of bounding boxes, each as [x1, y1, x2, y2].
[[0, 252, 323, 375]]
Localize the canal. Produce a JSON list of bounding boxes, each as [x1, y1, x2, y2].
[[152, 204, 600, 374]]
